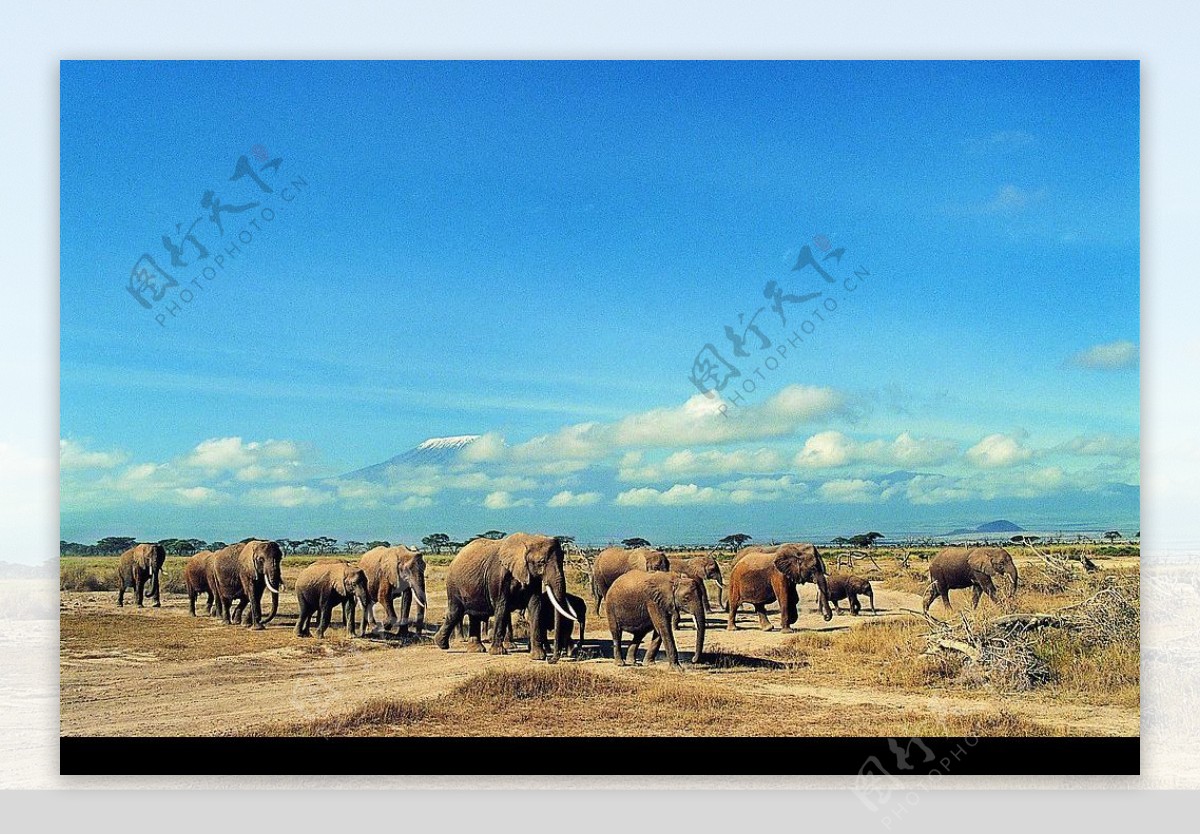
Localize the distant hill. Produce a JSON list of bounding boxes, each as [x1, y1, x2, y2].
[[944, 519, 1025, 536], [338, 435, 481, 482]]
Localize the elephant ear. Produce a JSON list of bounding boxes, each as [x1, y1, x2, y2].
[[498, 537, 532, 587], [772, 552, 796, 580], [334, 567, 349, 596], [966, 551, 992, 575]]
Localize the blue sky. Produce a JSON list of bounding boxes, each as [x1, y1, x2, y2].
[[60, 61, 1139, 545]]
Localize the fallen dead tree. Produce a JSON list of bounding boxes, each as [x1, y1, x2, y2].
[[918, 577, 1138, 691]]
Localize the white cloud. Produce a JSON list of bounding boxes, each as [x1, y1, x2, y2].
[[547, 490, 602, 508], [965, 433, 1033, 468], [1071, 341, 1139, 370], [817, 478, 883, 504], [614, 483, 724, 507], [619, 447, 788, 481], [1058, 434, 1139, 458], [172, 486, 228, 506], [59, 439, 126, 470], [795, 431, 957, 469], [483, 490, 533, 510], [399, 496, 434, 511], [245, 485, 332, 508]]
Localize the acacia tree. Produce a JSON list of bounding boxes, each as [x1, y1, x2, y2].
[[422, 533, 451, 553], [475, 530, 506, 541], [848, 532, 884, 548], [622, 537, 652, 549], [1104, 530, 1122, 543], [718, 533, 752, 550]]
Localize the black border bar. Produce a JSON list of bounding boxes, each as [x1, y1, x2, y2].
[[61, 735, 1139, 776]]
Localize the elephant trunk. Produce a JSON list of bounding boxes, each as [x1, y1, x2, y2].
[[814, 571, 833, 621], [1006, 565, 1019, 597], [690, 598, 706, 664]]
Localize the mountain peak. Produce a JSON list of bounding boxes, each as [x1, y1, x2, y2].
[[416, 435, 481, 450]]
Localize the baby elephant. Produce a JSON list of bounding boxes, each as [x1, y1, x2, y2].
[[823, 573, 875, 615], [295, 561, 375, 638], [605, 570, 706, 670]]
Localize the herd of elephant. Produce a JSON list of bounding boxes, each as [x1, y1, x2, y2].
[[111, 534, 1019, 669]]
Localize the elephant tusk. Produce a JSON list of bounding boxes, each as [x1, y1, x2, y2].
[[263, 576, 280, 595], [545, 587, 578, 622], [412, 590, 428, 609], [715, 579, 724, 587]]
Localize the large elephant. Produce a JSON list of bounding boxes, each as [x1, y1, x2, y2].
[[295, 561, 375, 638], [823, 572, 876, 615], [592, 546, 670, 611], [116, 543, 166, 608], [668, 554, 724, 612], [183, 549, 216, 616], [726, 543, 832, 631], [210, 540, 283, 629], [605, 570, 706, 670], [358, 546, 428, 634], [433, 533, 578, 661], [923, 546, 1018, 614]]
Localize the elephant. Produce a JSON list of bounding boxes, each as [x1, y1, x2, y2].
[[209, 540, 283, 629], [605, 570, 706, 670], [726, 543, 832, 631], [433, 532, 578, 661], [823, 572, 876, 615], [358, 546, 428, 635], [183, 550, 216, 616], [667, 554, 724, 613], [116, 543, 166, 608], [923, 546, 1018, 614], [295, 561, 375, 638], [591, 546, 670, 612]]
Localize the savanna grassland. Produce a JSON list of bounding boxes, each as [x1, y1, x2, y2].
[[59, 545, 1139, 738]]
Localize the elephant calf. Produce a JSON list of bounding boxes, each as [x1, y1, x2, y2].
[[116, 543, 166, 608], [295, 561, 375, 639], [183, 550, 216, 616], [823, 572, 875, 616], [923, 547, 1019, 614], [605, 570, 705, 670]]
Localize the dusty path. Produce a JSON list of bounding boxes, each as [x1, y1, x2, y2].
[[59, 583, 1136, 737]]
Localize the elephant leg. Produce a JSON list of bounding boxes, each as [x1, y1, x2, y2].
[[151, 572, 162, 607], [503, 613, 516, 651], [626, 629, 647, 665], [644, 631, 661, 665], [832, 598, 843, 614], [849, 593, 861, 616], [317, 601, 333, 638], [345, 598, 357, 637], [525, 595, 547, 662], [726, 594, 739, 631], [489, 597, 512, 656], [754, 603, 773, 632], [248, 586, 265, 630], [647, 605, 681, 670], [296, 599, 310, 637], [399, 588, 416, 635], [466, 615, 486, 653], [971, 585, 983, 609], [610, 625, 625, 666], [982, 577, 999, 605], [117, 576, 126, 607], [770, 575, 796, 632], [134, 576, 145, 608], [434, 597, 462, 650], [381, 590, 400, 632]]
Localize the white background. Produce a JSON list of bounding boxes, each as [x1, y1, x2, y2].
[[1, 0, 1197, 830]]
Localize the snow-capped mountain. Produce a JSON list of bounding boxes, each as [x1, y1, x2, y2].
[[338, 435, 480, 481]]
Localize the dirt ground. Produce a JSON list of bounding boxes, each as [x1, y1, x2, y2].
[[60, 555, 1139, 737]]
